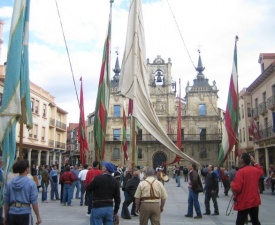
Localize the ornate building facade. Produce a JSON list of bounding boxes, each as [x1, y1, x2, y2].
[[87, 54, 222, 168]]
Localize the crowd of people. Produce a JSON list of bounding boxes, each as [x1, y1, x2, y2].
[[1, 153, 274, 225]]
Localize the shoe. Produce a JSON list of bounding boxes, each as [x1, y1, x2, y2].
[[212, 212, 219, 215], [194, 215, 202, 219], [86, 213, 90, 217], [122, 216, 131, 219], [56, 198, 60, 200], [131, 213, 139, 216], [185, 214, 193, 218], [203, 212, 210, 215], [216, 195, 219, 198], [42, 201, 48, 203], [68, 204, 73, 206], [80, 203, 83, 206], [63, 203, 66, 206]]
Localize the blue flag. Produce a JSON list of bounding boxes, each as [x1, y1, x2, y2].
[[0, 0, 32, 190]]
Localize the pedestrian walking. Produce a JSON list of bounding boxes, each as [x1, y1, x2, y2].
[[203, 165, 219, 216], [78, 164, 89, 206], [86, 161, 121, 225], [40, 165, 50, 203], [49, 165, 60, 200], [231, 153, 263, 225], [60, 166, 75, 206], [185, 163, 203, 219], [135, 167, 168, 225], [71, 164, 80, 199], [4, 160, 42, 225]]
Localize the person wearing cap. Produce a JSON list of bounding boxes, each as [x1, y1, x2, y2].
[[231, 153, 263, 225], [135, 167, 167, 225], [86, 161, 121, 225]]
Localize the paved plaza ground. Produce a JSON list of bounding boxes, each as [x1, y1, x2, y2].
[[36, 176, 275, 225]]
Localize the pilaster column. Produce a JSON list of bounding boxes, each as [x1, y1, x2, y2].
[[53, 152, 56, 165], [46, 151, 50, 165], [16, 147, 20, 159], [265, 148, 269, 175], [58, 152, 62, 170], [37, 150, 41, 166], [27, 149, 32, 164]]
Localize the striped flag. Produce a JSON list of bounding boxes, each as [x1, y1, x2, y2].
[[122, 100, 129, 161], [94, 1, 113, 160], [0, 0, 32, 205], [218, 36, 239, 167], [78, 77, 88, 164]]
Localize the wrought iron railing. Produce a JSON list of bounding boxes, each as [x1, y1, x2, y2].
[[105, 133, 221, 142]]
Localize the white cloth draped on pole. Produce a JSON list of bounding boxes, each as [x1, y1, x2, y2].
[[118, 0, 200, 166]]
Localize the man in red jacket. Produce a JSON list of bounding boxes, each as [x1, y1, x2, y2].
[[231, 153, 263, 225], [85, 161, 102, 216]]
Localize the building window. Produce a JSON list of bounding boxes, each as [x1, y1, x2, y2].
[[137, 129, 142, 141], [31, 98, 34, 112], [262, 92, 266, 102], [255, 98, 258, 107], [181, 128, 184, 140], [88, 115, 95, 125], [114, 105, 120, 117], [239, 129, 242, 143], [248, 126, 252, 141], [35, 100, 39, 114], [41, 127, 45, 141], [28, 129, 33, 138], [242, 127, 245, 142], [200, 148, 207, 158], [113, 129, 120, 141], [42, 103, 47, 117], [241, 105, 244, 119], [113, 148, 120, 160], [272, 84, 275, 96], [138, 148, 143, 159], [33, 124, 38, 139], [199, 104, 206, 116], [264, 117, 268, 129], [199, 128, 206, 140], [247, 103, 251, 117], [0, 92, 2, 107]]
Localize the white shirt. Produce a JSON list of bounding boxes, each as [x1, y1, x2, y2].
[[78, 169, 88, 181]]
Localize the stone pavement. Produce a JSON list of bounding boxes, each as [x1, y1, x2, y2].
[[36, 176, 274, 225]]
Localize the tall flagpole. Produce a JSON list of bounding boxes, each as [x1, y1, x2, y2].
[[131, 116, 136, 174]]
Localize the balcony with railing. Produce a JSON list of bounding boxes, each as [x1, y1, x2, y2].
[[56, 120, 66, 131], [258, 102, 268, 116], [267, 95, 275, 111], [49, 118, 55, 127], [105, 133, 222, 143], [251, 107, 259, 119], [55, 141, 66, 149], [251, 126, 275, 142]]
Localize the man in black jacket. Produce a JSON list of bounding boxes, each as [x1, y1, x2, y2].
[[86, 161, 121, 225], [121, 170, 140, 219], [203, 165, 219, 215]]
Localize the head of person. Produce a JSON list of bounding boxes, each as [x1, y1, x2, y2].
[[74, 164, 78, 169], [240, 153, 251, 166], [15, 160, 30, 175], [133, 169, 140, 177], [83, 164, 88, 169], [145, 167, 155, 177], [65, 166, 71, 171], [93, 161, 99, 168], [102, 161, 116, 174], [190, 163, 197, 171], [207, 164, 214, 172]]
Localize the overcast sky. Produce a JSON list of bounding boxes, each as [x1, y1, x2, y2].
[[1, 0, 275, 124]]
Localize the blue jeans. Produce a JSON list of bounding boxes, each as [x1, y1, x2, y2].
[[87, 193, 93, 214], [187, 189, 202, 216], [72, 180, 80, 198], [91, 206, 113, 225], [41, 181, 48, 201], [176, 176, 181, 187], [63, 184, 73, 205], [50, 181, 59, 200], [80, 181, 85, 205]]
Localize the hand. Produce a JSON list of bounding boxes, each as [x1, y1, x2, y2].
[[160, 206, 164, 212], [36, 217, 42, 224], [135, 208, 140, 214]]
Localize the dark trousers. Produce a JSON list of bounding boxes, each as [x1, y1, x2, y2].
[[236, 206, 261, 225], [87, 192, 93, 214], [122, 194, 135, 218], [222, 180, 230, 195], [7, 213, 32, 225], [60, 183, 64, 203], [204, 191, 219, 214]]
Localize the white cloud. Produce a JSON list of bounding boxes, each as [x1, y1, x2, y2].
[[1, 0, 275, 123]]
